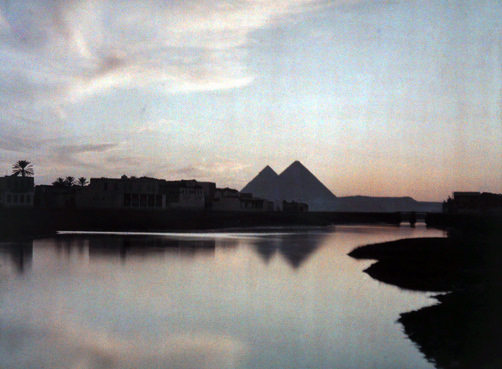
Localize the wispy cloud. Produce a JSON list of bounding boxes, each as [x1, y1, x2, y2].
[[0, 0, 362, 184], [51, 142, 119, 168], [0, 0, 328, 108], [0, 133, 41, 153], [168, 158, 251, 185]]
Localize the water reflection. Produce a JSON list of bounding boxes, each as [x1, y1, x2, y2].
[[46, 230, 324, 270], [53, 234, 217, 261], [0, 241, 33, 274], [251, 231, 326, 269], [0, 226, 444, 369]]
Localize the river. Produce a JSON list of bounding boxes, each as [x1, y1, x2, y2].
[[0, 224, 445, 369]]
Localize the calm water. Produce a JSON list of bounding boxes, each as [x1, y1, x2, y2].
[[0, 225, 445, 369]]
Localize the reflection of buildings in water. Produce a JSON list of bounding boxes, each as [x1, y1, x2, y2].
[[0, 240, 33, 273], [214, 238, 239, 249], [86, 236, 216, 260], [55, 237, 88, 256], [252, 232, 326, 269]]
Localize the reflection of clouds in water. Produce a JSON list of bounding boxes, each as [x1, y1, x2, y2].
[[1, 314, 247, 369]]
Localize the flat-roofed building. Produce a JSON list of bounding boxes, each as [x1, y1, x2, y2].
[[76, 176, 166, 209], [212, 188, 273, 212], [75, 176, 214, 210], [35, 185, 78, 208], [163, 180, 205, 209], [0, 175, 34, 208]]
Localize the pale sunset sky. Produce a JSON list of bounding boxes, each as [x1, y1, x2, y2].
[[0, 0, 500, 201]]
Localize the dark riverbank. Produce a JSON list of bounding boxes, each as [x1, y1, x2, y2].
[[0, 207, 403, 237], [349, 231, 502, 369]]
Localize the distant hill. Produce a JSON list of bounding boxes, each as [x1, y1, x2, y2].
[[242, 161, 441, 213], [332, 196, 441, 213]]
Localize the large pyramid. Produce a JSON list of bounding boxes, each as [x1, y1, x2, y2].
[[241, 161, 337, 211]]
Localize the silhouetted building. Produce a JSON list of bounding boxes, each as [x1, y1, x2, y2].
[[0, 175, 34, 208], [282, 200, 309, 213], [76, 176, 166, 209], [74, 176, 215, 210], [443, 192, 502, 214], [198, 181, 217, 209], [212, 188, 273, 211], [35, 185, 79, 208], [212, 188, 239, 211], [163, 180, 205, 209]]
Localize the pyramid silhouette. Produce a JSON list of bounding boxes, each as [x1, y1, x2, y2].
[[241, 161, 337, 211], [241, 165, 279, 201]]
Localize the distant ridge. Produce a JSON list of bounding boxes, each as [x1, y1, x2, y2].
[[241, 161, 337, 211], [333, 196, 442, 213]]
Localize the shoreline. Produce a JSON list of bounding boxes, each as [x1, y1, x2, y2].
[[349, 233, 502, 368], [0, 207, 404, 237]]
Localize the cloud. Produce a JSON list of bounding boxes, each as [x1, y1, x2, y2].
[[167, 158, 250, 187], [1, 310, 248, 369], [57, 143, 118, 155], [0, 0, 328, 109], [51, 142, 119, 168], [0, 131, 43, 153]]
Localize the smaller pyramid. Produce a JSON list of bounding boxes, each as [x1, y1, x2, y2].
[[241, 165, 280, 200]]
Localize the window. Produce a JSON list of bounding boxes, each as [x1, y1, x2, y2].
[[124, 194, 131, 207], [132, 194, 139, 207]]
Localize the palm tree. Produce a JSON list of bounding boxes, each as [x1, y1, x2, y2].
[[52, 177, 66, 188], [64, 176, 76, 187], [12, 160, 34, 177], [77, 177, 88, 186]]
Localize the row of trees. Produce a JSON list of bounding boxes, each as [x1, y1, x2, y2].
[[10, 160, 88, 187], [52, 176, 88, 188]]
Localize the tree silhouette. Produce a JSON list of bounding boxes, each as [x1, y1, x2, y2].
[[52, 178, 67, 188], [12, 160, 34, 177], [64, 176, 76, 187], [77, 177, 88, 186]]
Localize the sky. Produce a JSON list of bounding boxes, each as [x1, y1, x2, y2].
[[0, 0, 500, 202]]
